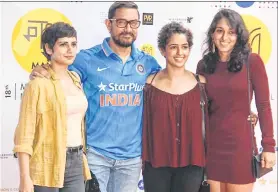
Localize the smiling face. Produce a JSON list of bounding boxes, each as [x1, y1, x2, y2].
[[161, 33, 191, 68], [212, 17, 237, 54], [45, 37, 77, 66]]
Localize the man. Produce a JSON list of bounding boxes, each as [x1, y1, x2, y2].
[[31, 2, 161, 192]]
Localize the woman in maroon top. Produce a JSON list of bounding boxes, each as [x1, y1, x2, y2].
[[142, 22, 207, 192], [196, 9, 276, 192]]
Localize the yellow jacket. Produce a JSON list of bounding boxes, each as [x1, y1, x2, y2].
[[13, 68, 91, 187]]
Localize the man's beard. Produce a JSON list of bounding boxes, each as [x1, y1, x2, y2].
[[111, 33, 136, 48]]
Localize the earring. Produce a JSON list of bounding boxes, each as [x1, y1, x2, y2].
[[212, 43, 215, 53]]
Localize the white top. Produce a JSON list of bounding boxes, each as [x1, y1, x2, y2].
[[66, 91, 88, 147]]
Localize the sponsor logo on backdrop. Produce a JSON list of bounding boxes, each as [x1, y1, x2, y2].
[[11, 8, 71, 73], [210, 2, 231, 8], [4, 83, 27, 100], [138, 179, 144, 190], [237, 2, 277, 9], [258, 177, 278, 185], [168, 16, 193, 24], [0, 188, 19, 191], [0, 153, 14, 160], [140, 43, 155, 57], [142, 13, 153, 25], [100, 11, 107, 23], [257, 2, 278, 9], [241, 15, 272, 64], [236, 1, 255, 8]]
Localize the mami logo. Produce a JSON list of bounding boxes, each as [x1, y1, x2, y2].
[[241, 15, 272, 64], [11, 8, 71, 73]]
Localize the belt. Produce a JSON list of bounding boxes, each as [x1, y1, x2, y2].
[[67, 145, 83, 153]]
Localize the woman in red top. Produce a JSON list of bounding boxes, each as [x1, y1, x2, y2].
[[196, 9, 276, 192], [142, 22, 207, 192]]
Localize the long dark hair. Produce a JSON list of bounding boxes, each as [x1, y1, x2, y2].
[[201, 9, 250, 74]]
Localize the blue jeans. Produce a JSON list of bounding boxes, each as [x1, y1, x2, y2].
[[87, 146, 141, 192]]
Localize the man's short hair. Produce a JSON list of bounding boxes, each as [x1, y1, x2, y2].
[[108, 1, 139, 19]]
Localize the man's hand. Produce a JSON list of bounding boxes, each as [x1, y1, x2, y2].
[[29, 64, 51, 80], [248, 111, 258, 127]]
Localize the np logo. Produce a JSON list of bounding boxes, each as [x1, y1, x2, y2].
[[142, 13, 153, 25], [241, 14, 272, 64], [11, 8, 71, 73], [136, 63, 145, 75]]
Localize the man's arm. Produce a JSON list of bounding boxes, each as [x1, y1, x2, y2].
[[68, 50, 90, 83], [29, 50, 90, 82]]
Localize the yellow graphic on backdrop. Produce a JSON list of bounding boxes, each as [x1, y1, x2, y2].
[[140, 43, 156, 57], [241, 15, 272, 64], [12, 8, 71, 72]]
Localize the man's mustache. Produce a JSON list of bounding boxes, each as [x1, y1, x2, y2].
[[120, 33, 134, 38]]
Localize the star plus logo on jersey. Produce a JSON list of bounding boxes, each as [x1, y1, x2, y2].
[[98, 82, 107, 91], [98, 82, 144, 107], [98, 82, 144, 92]]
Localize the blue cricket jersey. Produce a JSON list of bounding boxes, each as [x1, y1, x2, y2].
[[69, 37, 161, 159]]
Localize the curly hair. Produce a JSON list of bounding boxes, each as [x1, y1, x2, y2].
[[158, 22, 193, 50], [41, 22, 77, 61], [201, 9, 250, 74]]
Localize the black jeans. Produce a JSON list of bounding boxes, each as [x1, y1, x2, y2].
[[34, 148, 85, 192], [143, 162, 203, 192]]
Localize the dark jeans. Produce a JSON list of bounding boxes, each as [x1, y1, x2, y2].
[[143, 162, 203, 192], [34, 148, 85, 192]]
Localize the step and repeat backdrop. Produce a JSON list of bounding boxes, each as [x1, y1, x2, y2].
[[1, 1, 277, 192]]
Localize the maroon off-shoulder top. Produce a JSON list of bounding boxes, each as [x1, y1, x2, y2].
[[142, 79, 207, 168]]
